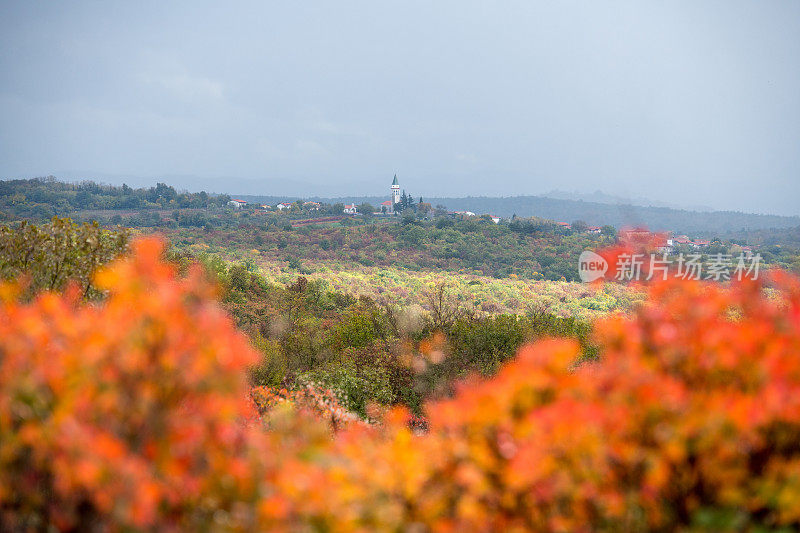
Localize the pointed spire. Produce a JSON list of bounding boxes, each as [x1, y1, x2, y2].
[[392, 174, 399, 186]]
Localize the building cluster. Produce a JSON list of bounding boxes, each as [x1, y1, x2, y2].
[[556, 222, 601, 233], [337, 175, 505, 222], [227, 199, 321, 211], [616, 228, 751, 255], [672, 235, 710, 248], [225, 175, 511, 222], [228, 179, 731, 248]]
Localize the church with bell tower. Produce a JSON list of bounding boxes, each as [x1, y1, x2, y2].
[[381, 174, 401, 214], [391, 175, 400, 210]]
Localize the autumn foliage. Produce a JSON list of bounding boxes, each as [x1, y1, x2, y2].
[[3, 237, 800, 530], [0, 238, 264, 530]]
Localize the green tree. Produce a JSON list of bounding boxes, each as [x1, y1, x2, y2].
[[401, 210, 419, 226], [228, 264, 250, 291], [357, 203, 375, 215], [601, 225, 617, 237], [571, 220, 589, 233]]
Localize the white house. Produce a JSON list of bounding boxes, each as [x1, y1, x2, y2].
[[276, 202, 291, 210], [490, 215, 501, 224], [228, 199, 247, 209], [657, 238, 675, 254], [343, 204, 358, 214]]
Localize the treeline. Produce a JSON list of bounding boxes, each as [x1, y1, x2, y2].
[[720, 224, 800, 249], [168, 219, 800, 281], [0, 177, 230, 219]]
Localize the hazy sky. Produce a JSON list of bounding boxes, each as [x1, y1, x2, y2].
[[1, 1, 799, 214]]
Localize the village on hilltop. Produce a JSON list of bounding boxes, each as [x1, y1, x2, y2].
[[226, 175, 735, 253], [227, 174, 505, 222]]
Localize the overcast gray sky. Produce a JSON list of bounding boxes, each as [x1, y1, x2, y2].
[[1, 1, 798, 214]]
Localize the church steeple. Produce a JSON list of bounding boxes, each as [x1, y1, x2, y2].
[[390, 174, 401, 213]]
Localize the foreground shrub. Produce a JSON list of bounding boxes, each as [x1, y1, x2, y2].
[[3, 237, 800, 531], [0, 239, 264, 530]]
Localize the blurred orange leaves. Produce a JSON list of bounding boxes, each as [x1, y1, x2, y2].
[[3, 237, 800, 530], [0, 238, 264, 529]]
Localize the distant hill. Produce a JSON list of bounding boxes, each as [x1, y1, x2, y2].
[[237, 193, 800, 236], [426, 197, 800, 236], [541, 189, 715, 212]]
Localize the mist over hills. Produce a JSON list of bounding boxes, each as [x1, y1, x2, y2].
[[540, 190, 716, 213]]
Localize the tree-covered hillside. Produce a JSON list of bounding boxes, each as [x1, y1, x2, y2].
[[167, 220, 611, 282], [0, 177, 230, 219]]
